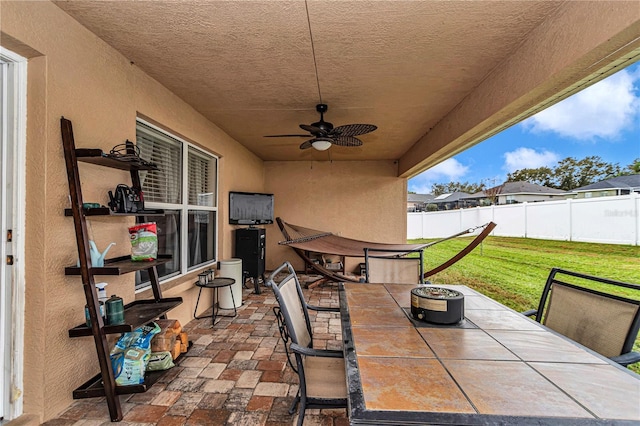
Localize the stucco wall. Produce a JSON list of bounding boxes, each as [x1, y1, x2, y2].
[[264, 160, 407, 272], [0, 1, 633, 421], [1, 1, 265, 422], [1, 2, 409, 423]]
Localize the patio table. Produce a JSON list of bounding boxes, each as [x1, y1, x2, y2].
[[339, 282, 640, 425]]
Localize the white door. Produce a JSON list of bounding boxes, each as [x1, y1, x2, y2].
[[0, 47, 27, 423]]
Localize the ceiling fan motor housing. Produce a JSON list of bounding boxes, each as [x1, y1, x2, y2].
[[310, 120, 333, 134], [311, 104, 333, 135]]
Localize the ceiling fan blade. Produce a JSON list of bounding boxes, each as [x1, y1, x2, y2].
[[331, 136, 363, 147], [331, 124, 377, 137], [299, 140, 314, 150], [299, 124, 328, 136], [264, 134, 310, 138]]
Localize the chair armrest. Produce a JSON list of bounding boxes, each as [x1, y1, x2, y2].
[[610, 351, 640, 367], [521, 309, 538, 318], [290, 343, 344, 358], [307, 304, 340, 313]]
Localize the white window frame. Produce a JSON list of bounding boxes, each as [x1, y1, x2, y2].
[[135, 118, 218, 288], [0, 46, 27, 422]]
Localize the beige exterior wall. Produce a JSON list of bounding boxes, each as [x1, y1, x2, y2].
[[1, 2, 262, 422], [1, 2, 408, 423], [264, 160, 407, 273], [497, 194, 569, 204], [574, 190, 618, 199]]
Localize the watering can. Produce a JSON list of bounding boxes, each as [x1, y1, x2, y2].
[[88, 240, 116, 267]]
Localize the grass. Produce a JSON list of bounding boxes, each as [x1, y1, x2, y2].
[[409, 235, 640, 372]]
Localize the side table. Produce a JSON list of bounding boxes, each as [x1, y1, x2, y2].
[[193, 277, 237, 325]]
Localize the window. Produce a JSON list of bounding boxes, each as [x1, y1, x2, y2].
[[135, 120, 218, 289]]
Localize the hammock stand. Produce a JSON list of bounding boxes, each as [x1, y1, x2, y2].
[[276, 217, 496, 286]]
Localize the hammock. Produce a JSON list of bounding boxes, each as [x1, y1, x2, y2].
[[276, 217, 496, 283]]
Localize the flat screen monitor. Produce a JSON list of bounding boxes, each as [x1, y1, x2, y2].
[[229, 191, 274, 225]]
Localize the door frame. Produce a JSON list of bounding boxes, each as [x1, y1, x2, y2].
[[0, 46, 27, 422]]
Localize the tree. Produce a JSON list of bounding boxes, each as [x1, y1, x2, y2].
[[624, 158, 640, 174], [507, 156, 621, 190], [431, 181, 485, 196], [506, 167, 554, 187], [553, 156, 620, 190]]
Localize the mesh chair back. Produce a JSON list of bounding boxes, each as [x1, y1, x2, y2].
[[271, 267, 312, 349], [278, 274, 312, 348], [365, 248, 424, 284], [544, 283, 639, 357], [366, 257, 422, 284]]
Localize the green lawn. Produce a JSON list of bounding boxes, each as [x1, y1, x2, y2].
[[410, 235, 640, 372]]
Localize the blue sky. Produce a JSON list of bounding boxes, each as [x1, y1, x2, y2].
[[408, 62, 640, 194]]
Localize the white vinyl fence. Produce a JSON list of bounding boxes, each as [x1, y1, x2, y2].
[[408, 193, 640, 246]]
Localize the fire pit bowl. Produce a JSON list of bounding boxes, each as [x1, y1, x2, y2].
[[411, 287, 464, 324]]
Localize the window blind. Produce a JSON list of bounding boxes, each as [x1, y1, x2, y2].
[[137, 123, 182, 204], [188, 146, 216, 207]]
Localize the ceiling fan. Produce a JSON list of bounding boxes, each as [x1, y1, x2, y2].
[[264, 104, 377, 151]]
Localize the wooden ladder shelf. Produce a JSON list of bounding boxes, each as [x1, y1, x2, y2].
[[60, 117, 182, 421]]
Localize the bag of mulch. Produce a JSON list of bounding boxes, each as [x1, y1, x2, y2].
[[110, 322, 161, 385], [128, 222, 158, 261], [146, 351, 175, 371]]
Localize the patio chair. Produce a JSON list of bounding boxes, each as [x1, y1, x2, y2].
[[266, 261, 347, 426], [364, 247, 425, 284], [523, 268, 640, 367]]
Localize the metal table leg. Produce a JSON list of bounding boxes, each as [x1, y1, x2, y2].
[[193, 286, 207, 319]]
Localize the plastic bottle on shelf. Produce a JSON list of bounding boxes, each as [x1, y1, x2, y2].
[[95, 282, 108, 304]]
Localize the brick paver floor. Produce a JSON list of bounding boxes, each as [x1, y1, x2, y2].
[[43, 276, 348, 426]]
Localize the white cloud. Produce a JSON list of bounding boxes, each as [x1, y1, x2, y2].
[[521, 68, 640, 140], [503, 147, 559, 172], [428, 158, 469, 178], [408, 158, 469, 193]]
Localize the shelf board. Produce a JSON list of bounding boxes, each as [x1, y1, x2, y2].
[[68, 297, 183, 337], [75, 148, 158, 171], [72, 342, 192, 399], [65, 254, 172, 276], [64, 207, 165, 217]]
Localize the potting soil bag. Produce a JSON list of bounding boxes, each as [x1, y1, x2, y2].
[[110, 322, 161, 385], [128, 222, 158, 261]]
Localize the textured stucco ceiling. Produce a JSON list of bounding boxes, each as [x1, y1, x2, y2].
[[52, 0, 639, 173]]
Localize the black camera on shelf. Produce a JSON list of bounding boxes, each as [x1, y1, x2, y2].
[[108, 184, 145, 213]]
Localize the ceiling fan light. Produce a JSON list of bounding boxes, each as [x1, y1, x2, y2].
[[311, 139, 332, 151]]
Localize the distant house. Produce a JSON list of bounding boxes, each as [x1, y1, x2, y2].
[[572, 174, 640, 198], [466, 181, 568, 205], [429, 192, 472, 210], [407, 193, 435, 212]]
